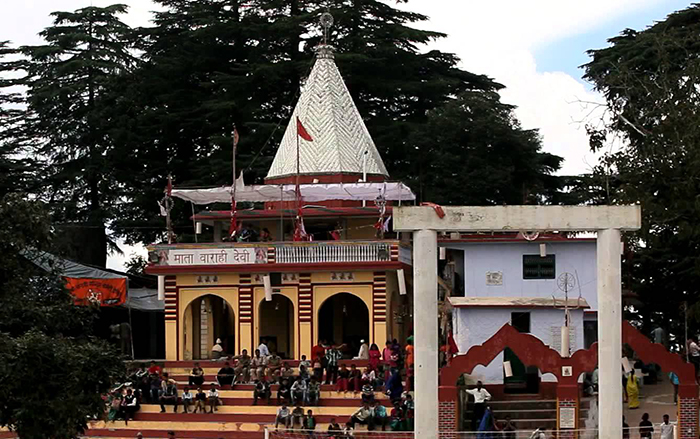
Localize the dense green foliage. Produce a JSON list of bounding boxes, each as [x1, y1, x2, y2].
[[413, 90, 563, 205], [17, 5, 137, 266], [583, 5, 700, 337], [0, 195, 123, 439], [0, 42, 30, 196]]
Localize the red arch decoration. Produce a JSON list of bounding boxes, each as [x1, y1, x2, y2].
[[622, 320, 697, 397], [440, 324, 598, 398]]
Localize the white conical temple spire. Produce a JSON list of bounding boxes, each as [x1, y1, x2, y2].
[[265, 44, 389, 180]]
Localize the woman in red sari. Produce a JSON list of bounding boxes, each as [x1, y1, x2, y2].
[[368, 343, 381, 371]]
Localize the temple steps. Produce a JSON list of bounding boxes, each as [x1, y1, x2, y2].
[[83, 420, 377, 438], [157, 388, 388, 399], [139, 404, 358, 415], [463, 399, 591, 431], [203, 396, 391, 406], [134, 411, 358, 423]]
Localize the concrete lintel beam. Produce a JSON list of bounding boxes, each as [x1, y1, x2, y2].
[[393, 205, 641, 232]]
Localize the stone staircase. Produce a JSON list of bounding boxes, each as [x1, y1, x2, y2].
[[462, 398, 592, 432], [82, 361, 390, 439]]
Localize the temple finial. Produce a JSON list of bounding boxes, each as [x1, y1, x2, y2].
[[320, 12, 333, 45]]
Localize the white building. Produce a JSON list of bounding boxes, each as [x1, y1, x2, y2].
[[442, 234, 598, 386]]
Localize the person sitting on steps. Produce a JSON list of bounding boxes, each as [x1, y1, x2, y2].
[[303, 409, 317, 433], [267, 352, 283, 382], [119, 388, 139, 424], [194, 388, 206, 413], [372, 400, 388, 431], [159, 379, 179, 413], [277, 377, 292, 405], [211, 338, 224, 360], [292, 404, 305, 428], [336, 364, 350, 393], [251, 349, 267, 382], [189, 362, 204, 387], [307, 376, 321, 406], [216, 362, 235, 388], [253, 379, 271, 406], [181, 387, 193, 413], [207, 384, 221, 413], [349, 403, 375, 430], [233, 349, 251, 384], [275, 404, 292, 429]]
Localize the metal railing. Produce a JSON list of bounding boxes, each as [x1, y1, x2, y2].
[[275, 241, 394, 264]]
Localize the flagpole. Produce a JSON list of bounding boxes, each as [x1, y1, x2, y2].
[[296, 119, 300, 211], [233, 124, 238, 204], [231, 124, 239, 239]]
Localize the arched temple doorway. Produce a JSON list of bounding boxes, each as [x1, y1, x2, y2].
[[184, 294, 235, 360], [318, 293, 370, 351], [259, 294, 295, 359]]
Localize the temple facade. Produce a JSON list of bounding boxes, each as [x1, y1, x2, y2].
[[145, 44, 414, 361]]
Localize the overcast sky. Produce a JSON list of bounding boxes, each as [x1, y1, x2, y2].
[[0, 0, 689, 269]]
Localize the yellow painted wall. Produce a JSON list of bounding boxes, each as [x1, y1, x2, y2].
[[240, 322, 253, 355], [253, 287, 299, 359], [178, 287, 239, 361], [310, 271, 374, 284], [177, 273, 240, 286], [312, 285, 373, 345], [165, 321, 177, 360], [299, 322, 312, 359]]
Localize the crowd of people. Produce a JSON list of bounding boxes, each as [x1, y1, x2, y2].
[[122, 360, 223, 419], [251, 337, 416, 432], [116, 336, 415, 431]]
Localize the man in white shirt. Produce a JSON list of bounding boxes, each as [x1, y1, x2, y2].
[[211, 338, 224, 359], [207, 384, 221, 413], [275, 404, 292, 429], [465, 381, 491, 431], [354, 339, 369, 360], [258, 339, 270, 358], [689, 338, 700, 376], [660, 414, 674, 439]]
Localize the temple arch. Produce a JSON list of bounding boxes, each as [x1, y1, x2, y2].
[[258, 294, 295, 359], [318, 292, 370, 353], [182, 293, 236, 360]]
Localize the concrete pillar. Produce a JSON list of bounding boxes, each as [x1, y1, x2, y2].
[[597, 228, 622, 439], [413, 229, 438, 439]]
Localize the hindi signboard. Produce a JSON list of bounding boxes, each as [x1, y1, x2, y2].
[[65, 277, 127, 306], [559, 407, 576, 429], [165, 248, 267, 266]]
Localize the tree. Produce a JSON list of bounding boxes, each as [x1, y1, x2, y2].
[[0, 194, 123, 439], [124, 254, 147, 276], [0, 41, 30, 196], [20, 5, 137, 267], [413, 90, 562, 205], [113, 0, 562, 245], [583, 4, 700, 337]]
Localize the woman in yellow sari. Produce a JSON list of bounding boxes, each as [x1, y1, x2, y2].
[[626, 370, 640, 409]]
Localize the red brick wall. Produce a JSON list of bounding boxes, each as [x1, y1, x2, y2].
[[679, 397, 698, 439], [438, 400, 457, 439]]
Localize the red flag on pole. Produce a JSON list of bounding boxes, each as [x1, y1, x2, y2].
[[296, 117, 313, 141], [229, 198, 240, 238]]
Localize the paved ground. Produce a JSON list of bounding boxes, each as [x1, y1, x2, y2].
[[623, 373, 677, 428]]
